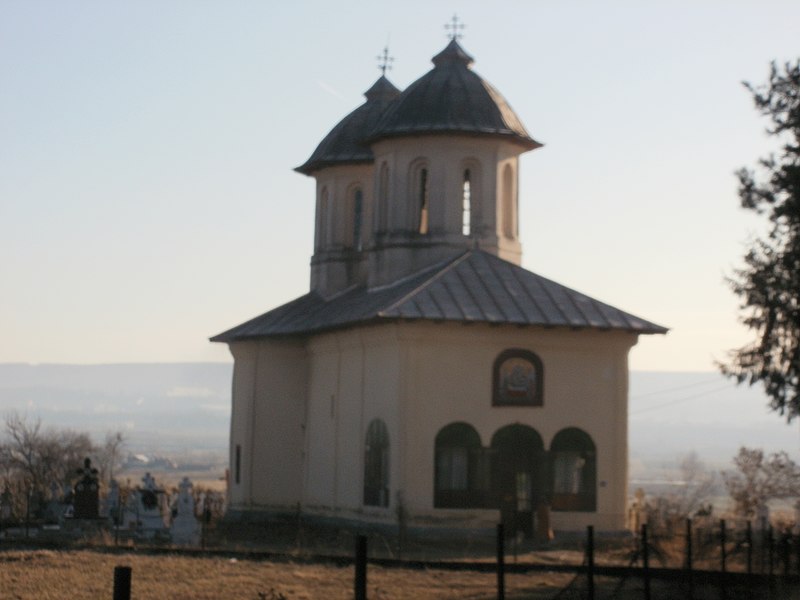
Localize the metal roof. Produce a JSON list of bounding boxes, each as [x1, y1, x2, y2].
[[210, 250, 667, 342], [368, 40, 541, 150], [294, 76, 400, 176]]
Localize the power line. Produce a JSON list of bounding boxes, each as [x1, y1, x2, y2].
[[630, 375, 726, 400], [630, 383, 736, 415]]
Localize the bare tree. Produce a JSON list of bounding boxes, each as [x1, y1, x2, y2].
[[724, 446, 800, 518], [1, 412, 94, 515], [96, 431, 126, 484], [645, 452, 717, 530]]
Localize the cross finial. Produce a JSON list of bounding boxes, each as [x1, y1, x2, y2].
[[376, 46, 394, 76], [445, 14, 465, 41]]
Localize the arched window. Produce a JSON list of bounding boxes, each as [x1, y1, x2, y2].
[[377, 162, 389, 234], [364, 419, 389, 507], [490, 424, 547, 538], [418, 167, 429, 234], [352, 188, 363, 251], [409, 159, 430, 234], [550, 428, 596, 512], [434, 422, 489, 508], [492, 349, 543, 407], [502, 163, 515, 239], [316, 187, 329, 250], [462, 169, 471, 236]]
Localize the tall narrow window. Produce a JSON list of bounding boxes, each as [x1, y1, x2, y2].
[[234, 444, 241, 485], [364, 419, 389, 507], [418, 168, 429, 234], [377, 163, 389, 233], [502, 164, 515, 239], [462, 169, 471, 236], [316, 187, 329, 250], [352, 188, 363, 251]]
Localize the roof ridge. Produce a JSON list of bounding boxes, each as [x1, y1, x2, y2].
[[377, 251, 473, 316]]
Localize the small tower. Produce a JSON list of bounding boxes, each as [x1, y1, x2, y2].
[[365, 39, 541, 287], [296, 39, 541, 294], [296, 75, 400, 297]]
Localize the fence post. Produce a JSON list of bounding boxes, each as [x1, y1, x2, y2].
[[796, 533, 800, 577], [720, 519, 727, 574], [641, 524, 651, 600], [783, 532, 790, 578], [496, 523, 505, 600], [685, 518, 693, 599], [113, 566, 132, 600], [355, 535, 367, 600], [768, 525, 775, 577], [586, 525, 595, 600]]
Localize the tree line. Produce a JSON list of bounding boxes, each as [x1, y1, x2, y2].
[[0, 412, 125, 520]]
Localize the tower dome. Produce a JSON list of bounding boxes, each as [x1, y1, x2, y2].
[[369, 40, 540, 150], [295, 76, 400, 175]]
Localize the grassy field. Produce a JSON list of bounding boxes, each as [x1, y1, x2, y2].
[[0, 549, 580, 599], [3, 548, 800, 599]]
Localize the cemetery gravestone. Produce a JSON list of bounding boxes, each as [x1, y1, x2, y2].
[[73, 458, 100, 519], [170, 477, 200, 545], [0, 485, 12, 522]]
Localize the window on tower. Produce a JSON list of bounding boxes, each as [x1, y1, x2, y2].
[[502, 164, 515, 239], [418, 167, 429, 234], [316, 187, 329, 250], [377, 162, 389, 234], [353, 188, 363, 251], [462, 169, 471, 236]]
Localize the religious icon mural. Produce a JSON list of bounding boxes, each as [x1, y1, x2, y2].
[[492, 349, 543, 406]]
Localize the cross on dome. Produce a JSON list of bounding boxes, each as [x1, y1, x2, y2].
[[376, 46, 394, 76], [445, 14, 465, 41]]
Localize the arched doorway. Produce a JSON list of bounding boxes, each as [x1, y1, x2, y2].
[[491, 424, 546, 539]]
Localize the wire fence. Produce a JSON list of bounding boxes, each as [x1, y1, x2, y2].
[[4, 514, 800, 598]]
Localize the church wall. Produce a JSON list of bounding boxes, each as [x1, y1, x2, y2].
[[367, 136, 526, 288], [303, 327, 402, 521], [229, 321, 636, 533], [394, 321, 636, 532], [228, 339, 308, 511], [310, 164, 374, 296]]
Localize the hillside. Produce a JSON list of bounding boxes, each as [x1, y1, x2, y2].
[[0, 363, 796, 470]]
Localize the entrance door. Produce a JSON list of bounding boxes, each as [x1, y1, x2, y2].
[[491, 424, 545, 539]]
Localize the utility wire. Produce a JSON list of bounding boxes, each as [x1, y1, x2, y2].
[[630, 375, 725, 400], [630, 383, 736, 415]]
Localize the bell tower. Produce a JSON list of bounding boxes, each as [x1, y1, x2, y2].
[[296, 35, 541, 294]]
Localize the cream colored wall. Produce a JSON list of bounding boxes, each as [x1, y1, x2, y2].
[[310, 163, 374, 296], [395, 322, 636, 531], [303, 327, 401, 521], [229, 320, 637, 532], [228, 339, 308, 511], [367, 136, 529, 287]]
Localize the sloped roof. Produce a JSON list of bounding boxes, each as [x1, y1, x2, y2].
[[295, 76, 400, 175], [369, 40, 541, 150], [210, 251, 667, 342]]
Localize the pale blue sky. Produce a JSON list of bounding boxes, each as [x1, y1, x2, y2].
[[2, 1, 798, 369]]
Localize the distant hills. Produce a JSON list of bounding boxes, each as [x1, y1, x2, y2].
[[0, 363, 231, 453], [0, 363, 796, 474]]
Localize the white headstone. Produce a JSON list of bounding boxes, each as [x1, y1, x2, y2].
[[170, 477, 200, 545]]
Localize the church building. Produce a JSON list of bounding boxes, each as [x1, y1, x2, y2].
[[212, 35, 666, 536]]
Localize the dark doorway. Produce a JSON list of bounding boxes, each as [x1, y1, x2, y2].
[[491, 424, 546, 539]]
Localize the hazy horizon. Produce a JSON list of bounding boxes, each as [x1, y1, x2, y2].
[[3, 3, 800, 371], [1, 363, 796, 471]]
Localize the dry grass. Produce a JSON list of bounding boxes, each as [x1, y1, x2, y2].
[[0, 549, 577, 600], [3, 548, 800, 599]]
